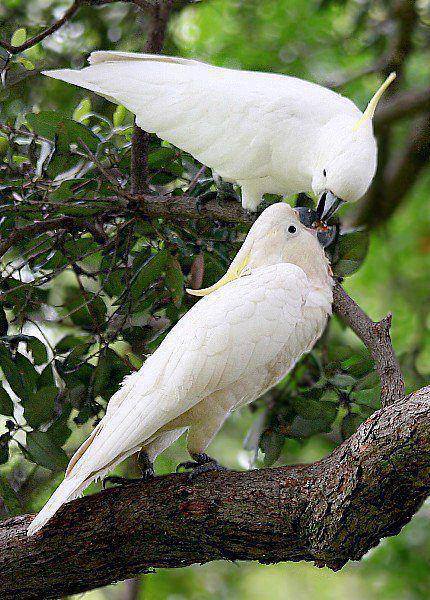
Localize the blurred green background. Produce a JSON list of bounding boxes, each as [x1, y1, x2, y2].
[[1, 0, 429, 598]]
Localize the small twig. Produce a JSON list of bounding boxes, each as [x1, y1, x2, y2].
[[332, 282, 405, 407], [186, 165, 207, 194], [0, 0, 159, 58], [0, 1, 84, 54], [78, 139, 127, 194], [0, 216, 80, 259]]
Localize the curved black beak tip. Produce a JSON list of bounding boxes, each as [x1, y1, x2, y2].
[[316, 191, 344, 221], [317, 226, 337, 248], [295, 206, 318, 228], [295, 206, 337, 248]]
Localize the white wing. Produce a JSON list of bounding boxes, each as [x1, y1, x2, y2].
[[72, 262, 313, 472], [43, 52, 360, 181], [27, 262, 319, 535]]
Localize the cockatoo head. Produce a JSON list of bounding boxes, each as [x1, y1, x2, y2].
[[312, 73, 396, 220], [188, 203, 330, 297]]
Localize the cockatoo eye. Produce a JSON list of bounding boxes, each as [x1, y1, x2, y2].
[[323, 169, 327, 177], [287, 225, 297, 234]]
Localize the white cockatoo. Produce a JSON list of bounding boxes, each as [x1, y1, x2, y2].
[[27, 202, 333, 536], [43, 52, 395, 217]]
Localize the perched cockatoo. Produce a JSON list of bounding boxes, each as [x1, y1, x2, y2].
[[27, 202, 333, 536], [43, 52, 395, 217]]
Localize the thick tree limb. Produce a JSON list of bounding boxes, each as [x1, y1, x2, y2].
[[1, 386, 429, 599], [0, 193, 253, 259]]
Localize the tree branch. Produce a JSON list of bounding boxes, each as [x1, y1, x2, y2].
[[0, 1, 84, 54], [1, 386, 429, 599], [375, 86, 430, 128], [351, 0, 420, 228], [131, 0, 173, 194], [0, 0, 158, 55], [0, 216, 81, 259], [354, 111, 430, 227], [0, 193, 253, 260], [332, 282, 404, 406]]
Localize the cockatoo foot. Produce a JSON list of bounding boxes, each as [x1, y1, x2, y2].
[[102, 465, 155, 488], [103, 475, 139, 488], [176, 453, 228, 479]]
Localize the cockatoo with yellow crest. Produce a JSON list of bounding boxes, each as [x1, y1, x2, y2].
[[43, 52, 395, 217], [28, 202, 333, 536]]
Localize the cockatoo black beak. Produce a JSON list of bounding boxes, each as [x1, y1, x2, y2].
[[316, 191, 344, 221], [295, 206, 337, 248]]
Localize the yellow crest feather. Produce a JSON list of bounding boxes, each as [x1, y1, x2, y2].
[[353, 72, 396, 131]]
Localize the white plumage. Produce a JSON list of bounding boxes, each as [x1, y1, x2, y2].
[[27, 203, 333, 536], [43, 52, 394, 212]]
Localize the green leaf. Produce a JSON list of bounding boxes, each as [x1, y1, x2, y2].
[[118, 249, 169, 303], [289, 415, 332, 438], [47, 404, 72, 447], [0, 433, 10, 465], [14, 353, 39, 396], [113, 104, 128, 127], [355, 370, 380, 391], [25, 336, 48, 365], [37, 364, 56, 390], [16, 56, 35, 71], [333, 229, 369, 277], [25, 431, 68, 471], [292, 395, 338, 426], [93, 355, 111, 397], [0, 306, 7, 336], [260, 429, 285, 466], [328, 373, 356, 388], [0, 386, 14, 416], [0, 334, 47, 365], [148, 147, 177, 169], [353, 388, 381, 410], [341, 412, 364, 440], [63, 287, 106, 330], [342, 354, 374, 378], [26, 111, 99, 153], [66, 384, 87, 409], [103, 268, 126, 297], [0, 475, 21, 516], [23, 385, 57, 428], [0, 135, 8, 156], [291, 396, 324, 420], [73, 98, 92, 125], [11, 27, 26, 47], [0, 344, 27, 399], [56, 334, 92, 353], [165, 256, 184, 304]]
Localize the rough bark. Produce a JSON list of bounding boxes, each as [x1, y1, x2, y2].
[[0, 387, 429, 599]]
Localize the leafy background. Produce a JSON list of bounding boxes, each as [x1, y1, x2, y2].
[[0, 0, 429, 598]]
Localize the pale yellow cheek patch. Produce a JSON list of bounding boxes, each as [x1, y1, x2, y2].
[[186, 253, 250, 297]]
